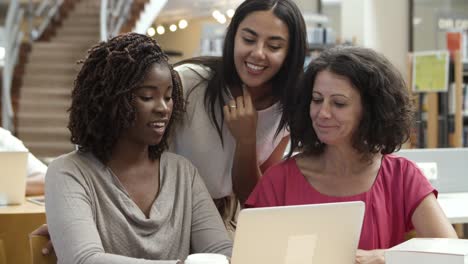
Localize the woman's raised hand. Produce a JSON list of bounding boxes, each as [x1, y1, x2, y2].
[[223, 86, 258, 144]]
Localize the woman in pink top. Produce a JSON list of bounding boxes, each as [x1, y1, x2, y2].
[[245, 47, 457, 264]]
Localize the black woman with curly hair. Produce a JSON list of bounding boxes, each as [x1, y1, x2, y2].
[[43, 33, 232, 263], [246, 47, 457, 264]]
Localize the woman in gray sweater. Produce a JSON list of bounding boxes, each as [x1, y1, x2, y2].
[[45, 33, 232, 264]]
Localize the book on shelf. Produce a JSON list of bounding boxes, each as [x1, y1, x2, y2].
[[446, 31, 462, 61], [447, 82, 468, 116], [446, 31, 468, 63], [463, 31, 468, 63], [385, 238, 468, 264], [446, 30, 468, 63]]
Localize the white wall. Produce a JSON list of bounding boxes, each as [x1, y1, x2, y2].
[[341, 0, 365, 46], [370, 0, 408, 77], [341, 0, 408, 79], [293, 0, 319, 13]]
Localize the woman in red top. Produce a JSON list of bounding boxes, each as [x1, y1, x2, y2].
[[245, 46, 457, 264]]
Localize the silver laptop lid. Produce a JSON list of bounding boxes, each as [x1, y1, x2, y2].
[[231, 201, 365, 264]]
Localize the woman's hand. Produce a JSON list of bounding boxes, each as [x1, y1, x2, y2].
[[223, 86, 258, 145], [355, 249, 385, 264], [30, 224, 54, 255]]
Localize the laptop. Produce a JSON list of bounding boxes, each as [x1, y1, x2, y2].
[[0, 151, 28, 205], [231, 201, 365, 264]]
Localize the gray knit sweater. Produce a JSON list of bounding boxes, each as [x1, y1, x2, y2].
[[45, 151, 232, 264]]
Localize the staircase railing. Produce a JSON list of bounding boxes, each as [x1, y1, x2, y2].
[[133, 0, 167, 34], [100, 0, 133, 41], [1, 0, 24, 131], [30, 0, 64, 41]]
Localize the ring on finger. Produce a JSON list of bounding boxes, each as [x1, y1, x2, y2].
[[229, 105, 237, 108]]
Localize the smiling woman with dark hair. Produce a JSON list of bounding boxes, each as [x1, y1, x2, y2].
[[172, 0, 307, 232], [44, 33, 232, 264]]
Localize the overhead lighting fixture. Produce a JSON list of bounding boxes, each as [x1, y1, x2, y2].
[[226, 9, 235, 18], [178, 19, 188, 29], [169, 24, 177, 32], [147, 27, 156, 37], [217, 14, 227, 24], [212, 10, 227, 24], [157, 25, 165, 35], [212, 10, 222, 20], [0, 47, 5, 60]]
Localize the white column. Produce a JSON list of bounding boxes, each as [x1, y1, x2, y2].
[[341, 0, 408, 79], [370, 0, 409, 77], [341, 0, 366, 46]]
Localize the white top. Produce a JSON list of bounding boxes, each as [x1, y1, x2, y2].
[[172, 64, 289, 199], [0, 127, 47, 177]]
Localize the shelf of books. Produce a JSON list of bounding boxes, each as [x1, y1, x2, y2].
[[408, 50, 465, 149], [408, 49, 466, 237]]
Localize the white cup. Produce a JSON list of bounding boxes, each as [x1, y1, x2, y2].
[[184, 253, 229, 264]]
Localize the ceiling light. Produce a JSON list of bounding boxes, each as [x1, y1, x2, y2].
[[226, 9, 235, 18], [0, 47, 5, 60], [157, 25, 165, 35], [169, 24, 177, 32], [217, 14, 227, 24], [178, 19, 188, 29], [212, 10, 222, 20], [147, 27, 156, 37]]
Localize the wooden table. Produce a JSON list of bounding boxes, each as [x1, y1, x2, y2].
[[0, 198, 46, 264]]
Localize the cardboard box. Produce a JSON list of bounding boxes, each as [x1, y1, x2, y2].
[[385, 238, 468, 264]]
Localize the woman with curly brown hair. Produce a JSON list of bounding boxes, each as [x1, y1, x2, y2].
[[44, 33, 232, 263], [245, 47, 457, 263]]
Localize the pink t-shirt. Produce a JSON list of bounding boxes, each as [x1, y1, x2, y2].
[[245, 154, 437, 250]]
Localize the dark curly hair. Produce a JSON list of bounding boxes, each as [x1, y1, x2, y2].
[[68, 33, 184, 163], [288, 46, 414, 160]]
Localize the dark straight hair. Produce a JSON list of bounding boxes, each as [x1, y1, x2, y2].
[[176, 0, 307, 144]]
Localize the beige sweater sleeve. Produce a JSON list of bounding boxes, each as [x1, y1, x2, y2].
[[189, 166, 233, 255]]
